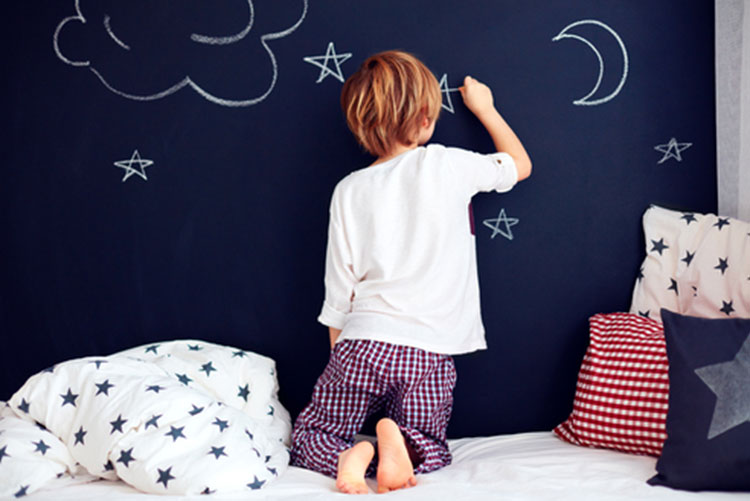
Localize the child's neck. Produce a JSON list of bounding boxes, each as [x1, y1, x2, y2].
[[371, 142, 418, 166]]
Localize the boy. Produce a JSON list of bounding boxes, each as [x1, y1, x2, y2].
[[290, 50, 531, 494]]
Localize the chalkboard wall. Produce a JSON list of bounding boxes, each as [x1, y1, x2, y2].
[[2, 0, 716, 437]]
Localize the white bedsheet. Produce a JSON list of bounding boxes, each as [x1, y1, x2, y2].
[[24, 432, 746, 500]]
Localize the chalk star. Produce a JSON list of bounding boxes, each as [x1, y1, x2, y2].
[[200, 361, 216, 377], [232, 350, 247, 358], [715, 257, 729, 275], [17, 399, 30, 414], [114, 149, 153, 182], [176, 373, 193, 386], [104, 460, 115, 472], [238, 383, 250, 402], [145, 414, 162, 430], [247, 476, 266, 490], [189, 404, 204, 416], [165, 425, 186, 442], [720, 300, 735, 316], [60, 388, 79, 407], [212, 417, 230, 432], [90, 360, 108, 369], [201, 487, 215, 495], [714, 217, 731, 231], [95, 379, 115, 396], [694, 333, 750, 439], [74, 426, 87, 445], [117, 447, 135, 468], [482, 208, 519, 241], [156, 467, 176, 488], [438, 74, 460, 114], [655, 137, 692, 164], [145, 344, 160, 354], [0, 446, 8, 463], [14, 486, 29, 498], [208, 446, 227, 459], [650, 238, 669, 255], [110, 414, 127, 434], [187, 344, 203, 351], [303, 42, 352, 83], [33, 439, 51, 455], [639, 310, 651, 319], [145, 384, 164, 394]]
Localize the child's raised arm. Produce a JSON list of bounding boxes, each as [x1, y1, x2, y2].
[[459, 76, 532, 181]]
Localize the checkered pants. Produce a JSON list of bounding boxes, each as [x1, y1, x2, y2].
[[290, 339, 456, 478]]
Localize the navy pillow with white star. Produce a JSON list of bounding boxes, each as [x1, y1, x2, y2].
[[649, 309, 750, 491]]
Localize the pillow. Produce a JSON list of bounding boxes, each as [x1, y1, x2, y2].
[[630, 205, 750, 323], [649, 309, 750, 491], [554, 313, 668, 456]]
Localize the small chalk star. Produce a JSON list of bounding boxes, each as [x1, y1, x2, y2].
[[145, 414, 162, 429], [212, 417, 229, 432], [681, 250, 695, 266], [668, 278, 679, 295], [655, 137, 692, 164], [117, 448, 135, 467], [438, 74, 461, 114], [17, 399, 30, 414], [145, 344, 160, 354], [483, 208, 520, 241], [303, 42, 352, 83], [114, 149, 153, 182], [681, 213, 697, 225]]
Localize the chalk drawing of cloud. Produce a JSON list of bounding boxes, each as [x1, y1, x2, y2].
[[53, 0, 308, 107]]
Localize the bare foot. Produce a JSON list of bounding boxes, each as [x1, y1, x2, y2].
[[376, 418, 417, 493], [336, 441, 375, 494]]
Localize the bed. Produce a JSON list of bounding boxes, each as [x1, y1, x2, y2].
[[3, 206, 749, 499]]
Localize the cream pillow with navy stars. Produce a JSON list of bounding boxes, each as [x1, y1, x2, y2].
[[631, 205, 750, 322]]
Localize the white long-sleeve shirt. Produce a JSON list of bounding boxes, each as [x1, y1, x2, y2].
[[318, 144, 518, 355]]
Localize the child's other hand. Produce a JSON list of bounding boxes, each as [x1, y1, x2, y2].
[[459, 76, 495, 117]]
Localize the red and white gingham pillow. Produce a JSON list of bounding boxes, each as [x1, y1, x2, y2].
[[554, 312, 668, 456]]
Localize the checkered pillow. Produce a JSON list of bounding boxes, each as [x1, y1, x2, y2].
[[554, 313, 668, 456]]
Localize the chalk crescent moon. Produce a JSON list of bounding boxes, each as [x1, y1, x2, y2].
[[552, 19, 629, 106]]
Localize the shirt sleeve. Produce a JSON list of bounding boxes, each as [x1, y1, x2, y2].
[[444, 147, 519, 195], [317, 187, 357, 330]]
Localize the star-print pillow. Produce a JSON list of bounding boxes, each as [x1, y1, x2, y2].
[[0, 402, 81, 498], [649, 310, 750, 491], [553, 313, 668, 456], [630, 205, 750, 323]]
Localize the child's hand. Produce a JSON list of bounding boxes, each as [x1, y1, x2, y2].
[[459, 76, 495, 117]]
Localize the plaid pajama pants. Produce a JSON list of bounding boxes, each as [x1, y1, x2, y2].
[[290, 339, 456, 478]]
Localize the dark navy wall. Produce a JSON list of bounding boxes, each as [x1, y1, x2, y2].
[[2, 1, 716, 437]]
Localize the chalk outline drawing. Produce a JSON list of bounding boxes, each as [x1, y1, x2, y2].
[[103, 15, 130, 51], [114, 149, 153, 182], [438, 74, 461, 114], [303, 42, 352, 83], [552, 19, 629, 106], [655, 137, 693, 164], [483, 208, 519, 241], [54, 0, 308, 107]]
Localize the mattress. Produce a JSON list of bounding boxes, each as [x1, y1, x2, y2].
[[24, 432, 745, 500]]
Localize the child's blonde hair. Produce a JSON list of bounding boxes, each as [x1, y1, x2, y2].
[[341, 50, 441, 157]]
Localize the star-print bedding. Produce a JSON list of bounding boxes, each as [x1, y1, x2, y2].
[[0, 340, 291, 497]]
